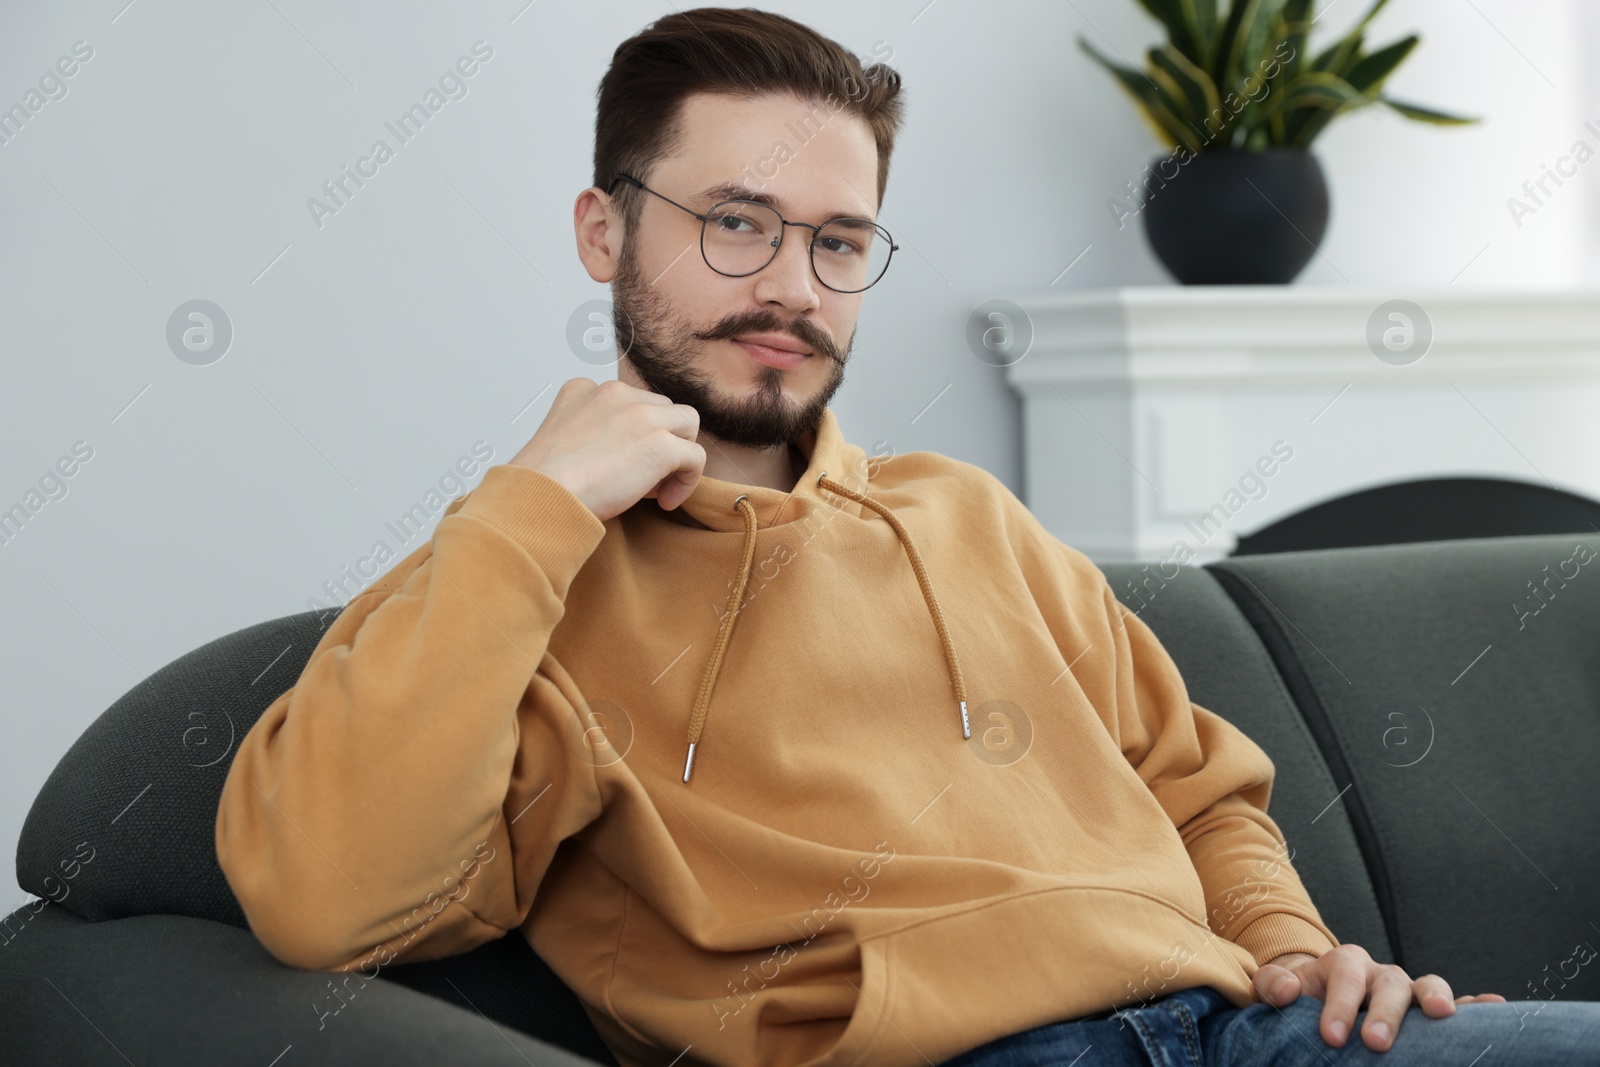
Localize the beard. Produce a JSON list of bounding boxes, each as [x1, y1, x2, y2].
[[610, 233, 851, 450]]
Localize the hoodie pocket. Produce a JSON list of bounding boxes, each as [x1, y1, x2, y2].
[[810, 934, 892, 1067], [828, 885, 1261, 1067]]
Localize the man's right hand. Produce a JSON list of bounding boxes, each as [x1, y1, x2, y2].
[[508, 378, 705, 522]]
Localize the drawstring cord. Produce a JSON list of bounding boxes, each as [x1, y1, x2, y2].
[[682, 473, 971, 784], [816, 472, 970, 742], [684, 494, 759, 783]]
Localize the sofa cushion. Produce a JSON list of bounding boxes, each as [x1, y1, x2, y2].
[[1103, 561, 1391, 962], [1210, 534, 1600, 1000], [0, 904, 608, 1066]]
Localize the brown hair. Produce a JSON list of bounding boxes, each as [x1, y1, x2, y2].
[[593, 7, 904, 231]]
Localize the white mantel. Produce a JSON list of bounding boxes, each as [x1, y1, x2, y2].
[[1001, 286, 1600, 564]]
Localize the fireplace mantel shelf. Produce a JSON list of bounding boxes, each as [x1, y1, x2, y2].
[[1000, 286, 1600, 563]]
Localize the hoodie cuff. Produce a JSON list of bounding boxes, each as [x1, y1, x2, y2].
[[453, 463, 607, 600], [1230, 913, 1339, 968]]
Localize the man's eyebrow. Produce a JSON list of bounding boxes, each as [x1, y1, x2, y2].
[[694, 181, 874, 223]]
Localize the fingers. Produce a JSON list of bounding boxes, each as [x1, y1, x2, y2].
[[653, 477, 688, 511], [1411, 973, 1457, 1018], [1355, 965, 1420, 1051], [652, 438, 706, 511], [669, 401, 701, 440], [1252, 963, 1301, 1006], [1287, 950, 1503, 1054], [643, 398, 700, 441], [1306, 945, 1373, 1048]]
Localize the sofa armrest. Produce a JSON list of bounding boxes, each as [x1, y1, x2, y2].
[[0, 903, 608, 1066]]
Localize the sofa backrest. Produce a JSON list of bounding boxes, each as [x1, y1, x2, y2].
[[12, 606, 621, 1065], [1209, 533, 1600, 1003], [16, 609, 334, 929], [1102, 561, 1393, 963]]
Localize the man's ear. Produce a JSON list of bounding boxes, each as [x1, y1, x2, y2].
[[574, 187, 623, 283]]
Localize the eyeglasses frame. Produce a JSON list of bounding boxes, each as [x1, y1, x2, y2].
[[607, 172, 898, 294]]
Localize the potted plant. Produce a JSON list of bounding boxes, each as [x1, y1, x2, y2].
[[1080, 0, 1477, 284]]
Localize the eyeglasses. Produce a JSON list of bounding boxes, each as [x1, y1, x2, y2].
[[608, 172, 898, 294]]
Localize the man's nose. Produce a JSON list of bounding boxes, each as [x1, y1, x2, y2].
[[755, 224, 823, 307]]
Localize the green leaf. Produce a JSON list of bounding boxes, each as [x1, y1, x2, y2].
[[1146, 62, 1198, 124], [1342, 35, 1418, 92], [1079, 36, 1150, 94], [1312, 0, 1392, 76], [1381, 96, 1480, 124], [1133, 0, 1223, 68], [1311, 33, 1362, 76], [1213, 0, 1290, 98], [1278, 0, 1313, 81], [1149, 92, 1207, 151], [1279, 70, 1371, 111], [1078, 0, 1472, 151], [1352, 0, 1394, 33], [1211, 0, 1251, 84], [1280, 73, 1369, 146], [1286, 107, 1339, 147], [1150, 43, 1223, 124], [1132, 0, 1204, 66], [1177, 0, 1220, 69], [1236, 0, 1291, 88], [1077, 36, 1187, 149], [1078, 36, 1158, 102]]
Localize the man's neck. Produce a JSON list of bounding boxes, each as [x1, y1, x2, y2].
[[700, 435, 809, 492]]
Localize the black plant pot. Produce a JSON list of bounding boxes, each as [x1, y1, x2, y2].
[[1141, 148, 1330, 285]]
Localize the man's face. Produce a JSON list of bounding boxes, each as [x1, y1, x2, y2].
[[608, 91, 880, 449]]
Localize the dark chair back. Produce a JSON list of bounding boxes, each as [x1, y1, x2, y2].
[[1233, 477, 1600, 555]]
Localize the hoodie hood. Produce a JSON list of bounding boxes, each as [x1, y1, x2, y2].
[[658, 408, 971, 783], [665, 406, 862, 532]]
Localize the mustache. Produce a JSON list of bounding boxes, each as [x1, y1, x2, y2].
[[699, 318, 840, 363]]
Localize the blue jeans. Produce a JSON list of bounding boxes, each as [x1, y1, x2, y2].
[[938, 984, 1600, 1066]]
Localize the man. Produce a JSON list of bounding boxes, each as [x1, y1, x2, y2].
[[217, 8, 1595, 1066]]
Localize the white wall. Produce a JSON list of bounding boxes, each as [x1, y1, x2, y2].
[[2, 0, 1596, 905]]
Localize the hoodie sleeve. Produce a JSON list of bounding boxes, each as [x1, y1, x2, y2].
[[215, 463, 609, 974], [1096, 580, 1340, 968], [992, 474, 1338, 969]]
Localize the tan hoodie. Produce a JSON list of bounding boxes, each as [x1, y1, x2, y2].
[[216, 406, 1338, 1067]]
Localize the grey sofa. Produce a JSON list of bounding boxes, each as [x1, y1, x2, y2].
[[6, 533, 1598, 1065]]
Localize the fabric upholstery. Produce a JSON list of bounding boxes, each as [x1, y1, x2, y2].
[[0, 903, 607, 1066], [16, 609, 333, 928], [1210, 533, 1600, 1000], [12, 607, 618, 1064], [1103, 561, 1392, 962]]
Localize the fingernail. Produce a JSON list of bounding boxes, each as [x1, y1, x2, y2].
[[1370, 1022, 1391, 1046], [1328, 1020, 1348, 1043], [1272, 977, 1292, 999]]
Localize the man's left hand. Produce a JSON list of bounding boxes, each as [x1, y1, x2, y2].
[[1252, 944, 1507, 1051]]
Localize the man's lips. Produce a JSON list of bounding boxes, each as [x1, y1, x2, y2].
[[734, 339, 808, 370], [733, 333, 813, 357]]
